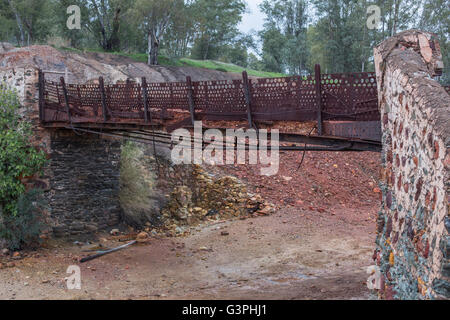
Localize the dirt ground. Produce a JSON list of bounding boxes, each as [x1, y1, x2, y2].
[[0, 206, 377, 300], [0, 151, 380, 300]]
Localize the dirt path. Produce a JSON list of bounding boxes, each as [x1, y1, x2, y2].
[[0, 150, 380, 300], [0, 204, 377, 300]]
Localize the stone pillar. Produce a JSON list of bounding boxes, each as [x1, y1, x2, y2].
[[373, 30, 449, 299], [48, 130, 123, 237]]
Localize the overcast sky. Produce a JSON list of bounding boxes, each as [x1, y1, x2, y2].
[[238, 0, 265, 34]]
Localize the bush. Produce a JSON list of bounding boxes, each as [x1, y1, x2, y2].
[[0, 189, 47, 250], [0, 83, 47, 249]]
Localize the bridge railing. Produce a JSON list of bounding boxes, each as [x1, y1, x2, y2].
[[38, 65, 382, 130]]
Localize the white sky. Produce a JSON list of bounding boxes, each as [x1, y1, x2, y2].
[[238, 0, 266, 34]]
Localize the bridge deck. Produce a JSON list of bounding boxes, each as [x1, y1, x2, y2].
[[38, 66, 382, 142]]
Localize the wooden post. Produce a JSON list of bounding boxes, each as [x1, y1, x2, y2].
[[141, 77, 149, 124], [38, 70, 44, 122], [242, 71, 253, 128], [315, 64, 323, 135], [60, 77, 71, 122], [99, 77, 108, 122], [186, 76, 196, 126]]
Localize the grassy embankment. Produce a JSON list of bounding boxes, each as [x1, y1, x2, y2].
[[58, 46, 285, 78]]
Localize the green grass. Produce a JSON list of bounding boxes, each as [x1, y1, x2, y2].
[[55, 46, 285, 78], [178, 58, 286, 78]]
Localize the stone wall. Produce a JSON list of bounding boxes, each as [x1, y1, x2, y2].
[[374, 30, 449, 299], [1, 66, 123, 237], [48, 130, 123, 237], [119, 141, 269, 237]]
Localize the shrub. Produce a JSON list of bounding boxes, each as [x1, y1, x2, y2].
[[0, 83, 47, 249], [0, 189, 46, 250]]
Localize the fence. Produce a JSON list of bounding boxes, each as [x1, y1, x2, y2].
[[39, 65, 381, 134]]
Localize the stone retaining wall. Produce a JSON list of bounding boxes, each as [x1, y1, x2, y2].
[[374, 30, 449, 299], [1, 67, 123, 236]]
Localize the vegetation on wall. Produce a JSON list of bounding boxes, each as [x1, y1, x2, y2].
[[0, 84, 47, 250]]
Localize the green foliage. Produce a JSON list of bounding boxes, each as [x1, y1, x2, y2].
[[2, 0, 448, 80], [0, 84, 47, 217], [190, 0, 246, 61], [260, 0, 309, 75], [0, 189, 47, 251]]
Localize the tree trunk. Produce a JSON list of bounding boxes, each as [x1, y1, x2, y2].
[[106, 8, 121, 51], [8, 0, 24, 46], [148, 33, 159, 66]]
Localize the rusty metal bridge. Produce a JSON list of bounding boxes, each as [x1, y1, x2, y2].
[[38, 64, 384, 152]]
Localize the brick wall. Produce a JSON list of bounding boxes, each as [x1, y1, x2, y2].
[[374, 30, 449, 299]]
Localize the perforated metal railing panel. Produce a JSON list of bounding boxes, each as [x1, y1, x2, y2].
[[40, 70, 385, 140]]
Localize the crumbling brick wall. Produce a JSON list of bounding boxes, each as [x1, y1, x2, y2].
[[374, 30, 449, 299]]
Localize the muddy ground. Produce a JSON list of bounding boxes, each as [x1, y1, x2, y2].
[[0, 151, 380, 300]]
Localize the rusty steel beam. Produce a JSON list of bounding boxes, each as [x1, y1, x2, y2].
[[278, 132, 381, 152], [38, 69, 45, 122], [186, 76, 196, 126], [323, 121, 381, 141], [59, 77, 72, 123], [315, 64, 323, 135], [242, 71, 253, 128]]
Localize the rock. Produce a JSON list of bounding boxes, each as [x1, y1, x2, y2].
[[85, 224, 98, 232], [13, 252, 21, 258], [39, 234, 49, 240], [2, 248, 9, 256], [0, 42, 14, 54], [221, 231, 230, 236], [136, 232, 150, 243], [110, 229, 120, 236], [175, 227, 184, 234]]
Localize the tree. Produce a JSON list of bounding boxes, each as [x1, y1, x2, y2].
[[190, 0, 246, 60], [259, 27, 287, 73], [0, 1, 17, 44], [83, 0, 127, 51], [220, 33, 256, 67], [259, 0, 309, 75], [6, 0, 51, 45], [162, 0, 196, 58], [132, 0, 179, 65]]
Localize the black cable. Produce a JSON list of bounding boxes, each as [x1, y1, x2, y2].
[[296, 125, 317, 171]]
